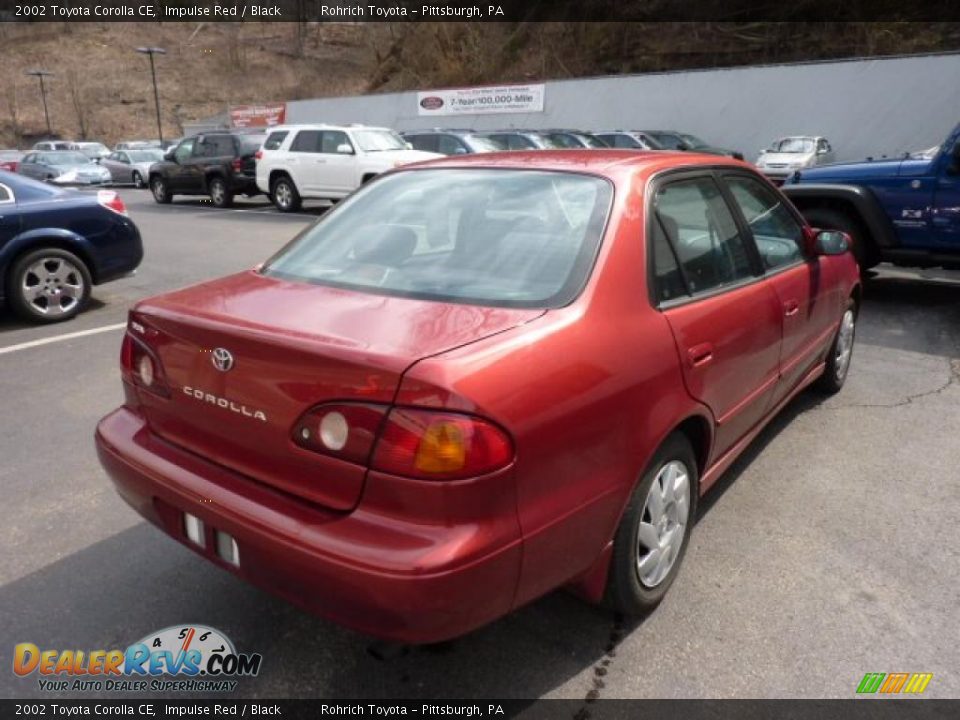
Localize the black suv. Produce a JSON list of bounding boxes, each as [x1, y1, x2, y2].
[[148, 131, 265, 208]]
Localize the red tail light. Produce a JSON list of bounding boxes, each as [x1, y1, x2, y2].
[[97, 190, 127, 216], [373, 409, 513, 480], [232, 158, 243, 171], [293, 405, 514, 480], [254, 150, 263, 161], [292, 403, 388, 465], [120, 326, 171, 398]]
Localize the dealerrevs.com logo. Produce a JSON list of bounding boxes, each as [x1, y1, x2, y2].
[[13, 625, 262, 693]]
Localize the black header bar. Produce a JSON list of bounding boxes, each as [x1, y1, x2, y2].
[[1, 0, 960, 22]]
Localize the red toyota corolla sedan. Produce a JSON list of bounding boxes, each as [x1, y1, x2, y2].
[[96, 151, 860, 643]]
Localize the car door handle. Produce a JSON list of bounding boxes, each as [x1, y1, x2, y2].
[[315, 159, 327, 164], [784, 299, 800, 317], [687, 343, 714, 368]]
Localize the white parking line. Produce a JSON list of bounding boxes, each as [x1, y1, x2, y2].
[[0, 322, 126, 356]]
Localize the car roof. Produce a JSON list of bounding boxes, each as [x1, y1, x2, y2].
[[396, 149, 747, 177], [267, 124, 391, 132]]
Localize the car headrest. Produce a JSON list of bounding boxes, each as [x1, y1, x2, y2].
[[353, 225, 417, 266]]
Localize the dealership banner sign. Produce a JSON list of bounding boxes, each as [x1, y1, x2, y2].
[[417, 84, 545, 116], [229, 103, 287, 128]]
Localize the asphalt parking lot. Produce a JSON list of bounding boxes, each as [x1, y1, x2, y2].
[[1, 188, 958, 701]]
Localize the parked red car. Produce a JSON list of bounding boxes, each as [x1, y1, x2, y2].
[[96, 151, 860, 643], [0, 150, 23, 172]]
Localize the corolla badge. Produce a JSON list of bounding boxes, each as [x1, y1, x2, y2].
[[212, 347, 234, 372]]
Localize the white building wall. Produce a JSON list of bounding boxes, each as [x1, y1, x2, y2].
[[285, 53, 960, 162]]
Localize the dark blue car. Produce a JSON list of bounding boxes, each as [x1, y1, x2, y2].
[[0, 171, 143, 323]]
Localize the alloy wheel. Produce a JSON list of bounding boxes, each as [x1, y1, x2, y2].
[[636, 460, 691, 588], [20, 256, 85, 317], [275, 181, 292, 209], [834, 309, 856, 381]]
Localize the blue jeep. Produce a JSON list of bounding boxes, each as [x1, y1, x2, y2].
[[782, 123, 960, 271]]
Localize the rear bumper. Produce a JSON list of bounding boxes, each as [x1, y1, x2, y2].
[[95, 407, 521, 644]]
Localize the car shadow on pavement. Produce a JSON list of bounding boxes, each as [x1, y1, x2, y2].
[[0, 521, 618, 701], [0, 298, 108, 334]]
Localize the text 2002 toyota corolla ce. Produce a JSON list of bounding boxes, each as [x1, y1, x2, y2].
[[96, 151, 860, 643]]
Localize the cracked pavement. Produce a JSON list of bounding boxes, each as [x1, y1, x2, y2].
[[1, 190, 958, 701]]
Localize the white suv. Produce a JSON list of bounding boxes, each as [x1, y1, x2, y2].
[[255, 124, 441, 212]]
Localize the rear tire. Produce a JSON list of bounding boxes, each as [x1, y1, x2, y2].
[[208, 176, 233, 208], [151, 176, 172, 204], [7, 248, 92, 324], [604, 433, 698, 615], [271, 175, 301, 213], [816, 298, 857, 394], [802, 207, 877, 270]]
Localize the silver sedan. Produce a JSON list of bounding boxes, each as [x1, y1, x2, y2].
[[100, 148, 165, 188]]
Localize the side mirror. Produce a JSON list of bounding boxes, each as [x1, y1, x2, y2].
[[336, 143, 354, 155], [812, 229, 851, 256], [164, 148, 176, 161]]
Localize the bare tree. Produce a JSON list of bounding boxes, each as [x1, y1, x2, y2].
[[67, 69, 91, 140], [3, 82, 22, 140]]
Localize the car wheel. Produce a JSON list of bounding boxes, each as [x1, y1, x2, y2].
[[208, 177, 233, 208], [151, 176, 172, 204], [132, 171, 144, 189], [7, 248, 92, 324], [271, 176, 301, 213], [604, 433, 698, 615], [802, 207, 876, 271], [816, 299, 857, 394]]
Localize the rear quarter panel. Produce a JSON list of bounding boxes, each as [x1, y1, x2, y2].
[[395, 165, 712, 608]]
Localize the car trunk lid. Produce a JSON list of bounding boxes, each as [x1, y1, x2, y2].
[[131, 270, 542, 510]]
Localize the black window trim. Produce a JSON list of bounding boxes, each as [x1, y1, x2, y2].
[[645, 167, 767, 311], [717, 168, 812, 279]]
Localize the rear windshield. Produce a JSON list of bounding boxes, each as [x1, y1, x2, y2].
[[263, 168, 613, 309], [47, 152, 90, 165], [238, 134, 266, 153]]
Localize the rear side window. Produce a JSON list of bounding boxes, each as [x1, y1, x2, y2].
[[653, 177, 755, 297], [264, 131, 288, 151], [197, 135, 235, 157], [238, 134, 267, 154], [263, 169, 613, 309], [724, 174, 804, 270], [291, 130, 322, 153], [0, 184, 11, 203]]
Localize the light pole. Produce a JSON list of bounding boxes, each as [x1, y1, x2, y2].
[[135, 46, 166, 143], [25, 70, 53, 137]]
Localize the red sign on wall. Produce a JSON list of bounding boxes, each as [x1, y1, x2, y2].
[[229, 103, 287, 128]]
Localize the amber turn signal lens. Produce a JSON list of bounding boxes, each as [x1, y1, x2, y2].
[[415, 421, 467, 473]]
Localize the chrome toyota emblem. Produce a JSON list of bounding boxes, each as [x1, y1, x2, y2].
[[211, 348, 234, 372]]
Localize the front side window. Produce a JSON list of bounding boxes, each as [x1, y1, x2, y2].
[[653, 177, 755, 296], [436, 135, 467, 155], [320, 131, 352, 154], [724, 174, 804, 270], [466, 135, 505, 152], [405, 135, 436, 153], [174, 139, 195, 163], [263, 169, 613, 309]]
